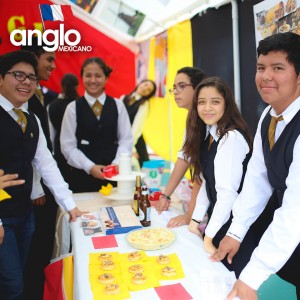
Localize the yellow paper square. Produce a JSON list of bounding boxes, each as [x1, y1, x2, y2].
[[0, 189, 11, 202]]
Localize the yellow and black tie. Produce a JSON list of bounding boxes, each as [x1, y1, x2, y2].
[[13, 108, 27, 133], [268, 115, 283, 150], [91, 100, 103, 117]]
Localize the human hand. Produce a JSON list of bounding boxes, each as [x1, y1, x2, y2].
[[226, 279, 258, 300], [209, 236, 240, 264], [0, 225, 4, 246], [188, 219, 203, 239], [0, 169, 25, 190], [90, 165, 106, 180], [203, 236, 217, 254], [32, 195, 46, 206], [155, 195, 170, 214], [68, 207, 88, 222], [167, 214, 190, 228]]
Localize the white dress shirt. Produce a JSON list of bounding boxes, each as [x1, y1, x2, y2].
[[192, 124, 250, 239], [0, 94, 76, 214], [60, 91, 133, 174], [228, 97, 300, 290]]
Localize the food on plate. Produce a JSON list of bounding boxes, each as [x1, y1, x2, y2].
[[98, 253, 112, 261], [98, 273, 115, 284], [275, 1, 284, 20], [104, 283, 120, 295], [265, 7, 276, 26], [131, 272, 147, 285], [100, 260, 115, 270], [156, 254, 170, 265], [128, 251, 142, 262], [126, 227, 176, 250], [161, 266, 177, 277], [128, 264, 144, 274], [279, 21, 291, 33]]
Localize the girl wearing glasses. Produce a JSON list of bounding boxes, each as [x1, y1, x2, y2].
[[155, 67, 206, 228]]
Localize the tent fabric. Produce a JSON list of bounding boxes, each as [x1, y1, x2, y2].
[[0, 0, 136, 98], [44, 255, 74, 300], [143, 20, 193, 162]]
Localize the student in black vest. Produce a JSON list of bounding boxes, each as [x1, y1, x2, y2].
[[155, 67, 206, 227], [183, 76, 264, 277], [211, 32, 300, 299], [60, 57, 133, 193], [0, 50, 83, 300], [48, 73, 79, 180], [21, 40, 58, 300], [121, 79, 156, 168]]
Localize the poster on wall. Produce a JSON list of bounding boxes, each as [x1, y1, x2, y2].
[[253, 0, 300, 46]]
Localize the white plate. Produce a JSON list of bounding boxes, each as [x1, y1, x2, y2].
[[102, 188, 133, 201], [105, 171, 145, 182]]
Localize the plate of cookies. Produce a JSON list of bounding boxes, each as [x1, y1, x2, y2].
[[125, 227, 176, 250]]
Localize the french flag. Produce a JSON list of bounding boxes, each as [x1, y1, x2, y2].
[[39, 4, 73, 22]]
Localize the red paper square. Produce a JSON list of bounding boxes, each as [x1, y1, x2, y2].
[[92, 235, 118, 249], [155, 283, 192, 300]]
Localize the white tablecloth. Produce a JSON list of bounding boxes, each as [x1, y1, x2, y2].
[[56, 192, 237, 300]]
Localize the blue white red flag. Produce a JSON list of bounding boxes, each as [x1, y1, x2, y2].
[[39, 4, 73, 22]]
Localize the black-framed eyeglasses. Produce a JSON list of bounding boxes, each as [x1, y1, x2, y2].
[[5, 71, 39, 84], [169, 83, 194, 94]]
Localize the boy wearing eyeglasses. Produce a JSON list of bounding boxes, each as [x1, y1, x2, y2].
[[0, 50, 84, 300]]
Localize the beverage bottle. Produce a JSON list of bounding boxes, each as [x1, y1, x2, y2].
[[133, 175, 141, 216], [140, 186, 151, 227]]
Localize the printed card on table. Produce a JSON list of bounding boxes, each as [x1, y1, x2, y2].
[[80, 212, 104, 236]]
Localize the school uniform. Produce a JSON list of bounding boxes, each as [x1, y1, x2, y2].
[[228, 97, 300, 294], [60, 91, 133, 193], [123, 94, 149, 167], [0, 94, 76, 300]]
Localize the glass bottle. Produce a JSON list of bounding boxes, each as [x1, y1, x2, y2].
[[140, 186, 151, 227], [133, 175, 141, 216]]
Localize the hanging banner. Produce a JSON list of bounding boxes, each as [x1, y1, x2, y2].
[[254, 0, 300, 47]]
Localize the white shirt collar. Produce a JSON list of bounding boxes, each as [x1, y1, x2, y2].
[[84, 91, 106, 106], [205, 124, 219, 141], [269, 95, 300, 125], [0, 94, 28, 112]]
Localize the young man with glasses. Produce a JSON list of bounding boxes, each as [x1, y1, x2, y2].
[[0, 50, 84, 300], [155, 67, 207, 228]]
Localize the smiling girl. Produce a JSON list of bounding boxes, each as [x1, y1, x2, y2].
[[60, 57, 133, 193], [184, 77, 256, 276]]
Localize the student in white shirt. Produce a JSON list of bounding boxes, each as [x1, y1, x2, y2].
[[60, 57, 133, 193], [121, 79, 156, 168], [211, 32, 300, 299], [183, 76, 259, 277], [155, 67, 206, 228], [0, 50, 84, 300]]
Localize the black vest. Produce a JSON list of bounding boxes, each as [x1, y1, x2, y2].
[[28, 94, 52, 152], [200, 130, 251, 218], [261, 109, 300, 206], [0, 107, 39, 218], [75, 96, 118, 165], [124, 96, 141, 125]]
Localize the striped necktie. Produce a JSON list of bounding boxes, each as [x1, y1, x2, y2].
[[13, 108, 27, 133], [268, 115, 283, 150], [91, 100, 103, 117]]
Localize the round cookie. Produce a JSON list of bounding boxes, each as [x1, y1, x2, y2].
[[98, 253, 112, 261], [104, 283, 120, 295], [100, 260, 115, 270], [128, 264, 144, 274], [132, 273, 147, 285], [97, 273, 115, 284], [128, 251, 142, 262], [156, 254, 170, 265], [161, 266, 177, 277]]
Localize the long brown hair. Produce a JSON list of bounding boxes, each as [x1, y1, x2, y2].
[[182, 76, 252, 182]]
